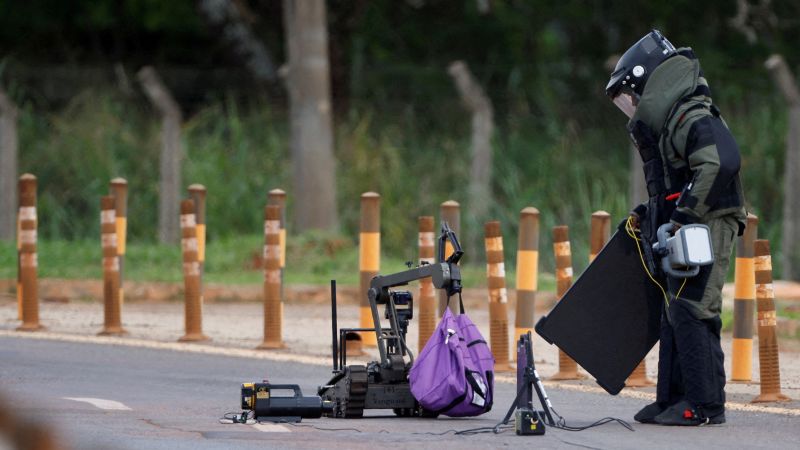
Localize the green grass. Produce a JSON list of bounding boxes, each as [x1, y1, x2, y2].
[[0, 235, 557, 291], [9, 85, 792, 279], [719, 304, 800, 335], [721, 308, 733, 333], [778, 306, 800, 321]]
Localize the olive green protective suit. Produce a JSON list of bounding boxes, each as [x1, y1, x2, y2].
[[627, 48, 746, 417], [630, 49, 746, 320]]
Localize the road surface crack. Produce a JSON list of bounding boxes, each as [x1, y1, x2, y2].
[[140, 418, 204, 438]]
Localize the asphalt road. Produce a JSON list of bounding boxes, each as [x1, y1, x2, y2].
[[1, 336, 798, 450]]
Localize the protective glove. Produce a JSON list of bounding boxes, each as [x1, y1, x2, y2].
[[628, 204, 647, 230], [628, 212, 640, 230]]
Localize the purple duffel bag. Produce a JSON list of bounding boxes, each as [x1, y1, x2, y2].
[[409, 297, 494, 417]]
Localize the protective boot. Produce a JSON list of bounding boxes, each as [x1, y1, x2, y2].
[[653, 400, 725, 426], [633, 402, 668, 424]]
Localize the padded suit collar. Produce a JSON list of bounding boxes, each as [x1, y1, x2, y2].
[[629, 48, 701, 134]]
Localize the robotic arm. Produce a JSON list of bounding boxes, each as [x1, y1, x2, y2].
[[366, 222, 463, 369], [368, 221, 463, 304]]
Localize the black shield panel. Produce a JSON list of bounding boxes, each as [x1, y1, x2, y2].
[[535, 228, 663, 395]]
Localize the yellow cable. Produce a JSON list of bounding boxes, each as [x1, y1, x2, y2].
[[676, 278, 688, 301], [626, 216, 670, 308], [625, 216, 690, 310]]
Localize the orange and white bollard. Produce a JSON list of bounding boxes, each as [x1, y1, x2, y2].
[[485, 221, 511, 371], [438, 200, 460, 317], [188, 185, 207, 339], [188, 184, 207, 301], [417, 215, 437, 350], [268, 189, 287, 270], [98, 195, 125, 336], [752, 239, 791, 403], [110, 178, 128, 310], [178, 199, 209, 342], [550, 225, 583, 380], [359, 192, 380, 347], [515, 207, 539, 339], [258, 204, 285, 349], [731, 214, 758, 382], [589, 211, 611, 262], [17, 174, 42, 331]]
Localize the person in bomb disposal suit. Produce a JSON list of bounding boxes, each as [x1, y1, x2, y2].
[[606, 30, 747, 426]]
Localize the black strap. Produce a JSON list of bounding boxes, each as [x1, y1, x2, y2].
[[434, 390, 468, 415], [676, 48, 696, 60], [465, 370, 487, 405], [467, 339, 487, 348], [446, 292, 465, 315]]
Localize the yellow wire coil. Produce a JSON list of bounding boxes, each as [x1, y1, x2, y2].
[[625, 216, 687, 308]]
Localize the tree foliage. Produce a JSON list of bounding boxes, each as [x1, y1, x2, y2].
[[0, 1, 797, 107], [1, 0, 799, 273]]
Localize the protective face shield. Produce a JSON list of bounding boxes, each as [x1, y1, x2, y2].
[[612, 92, 638, 118], [605, 29, 676, 117]]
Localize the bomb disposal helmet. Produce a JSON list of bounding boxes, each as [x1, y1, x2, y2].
[[606, 29, 677, 118]]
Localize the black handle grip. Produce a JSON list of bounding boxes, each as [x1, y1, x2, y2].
[[267, 384, 303, 398]]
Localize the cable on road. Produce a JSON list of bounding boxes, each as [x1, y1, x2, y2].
[[411, 405, 633, 436], [218, 407, 633, 436], [219, 411, 256, 424], [548, 406, 634, 432], [278, 420, 366, 433]]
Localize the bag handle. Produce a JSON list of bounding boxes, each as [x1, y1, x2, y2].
[[446, 292, 465, 315]]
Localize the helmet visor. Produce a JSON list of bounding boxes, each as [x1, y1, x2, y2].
[[612, 92, 637, 119]]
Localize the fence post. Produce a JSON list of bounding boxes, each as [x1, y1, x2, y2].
[[515, 207, 539, 340], [731, 213, 758, 382], [550, 225, 583, 380], [418, 215, 437, 350], [17, 174, 42, 331], [752, 239, 791, 403], [485, 221, 511, 371], [258, 204, 285, 349], [110, 178, 128, 308], [138, 66, 182, 244], [99, 195, 125, 335], [0, 86, 18, 241], [438, 200, 460, 316], [359, 192, 380, 347], [1, 87, 18, 315], [765, 55, 800, 281], [268, 189, 287, 270], [178, 199, 209, 342], [448, 61, 494, 254], [16, 205, 21, 319]]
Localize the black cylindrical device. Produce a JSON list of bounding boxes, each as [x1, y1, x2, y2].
[[241, 383, 332, 419]]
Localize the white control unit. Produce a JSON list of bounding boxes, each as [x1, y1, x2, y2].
[[653, 223, 714, 278]]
